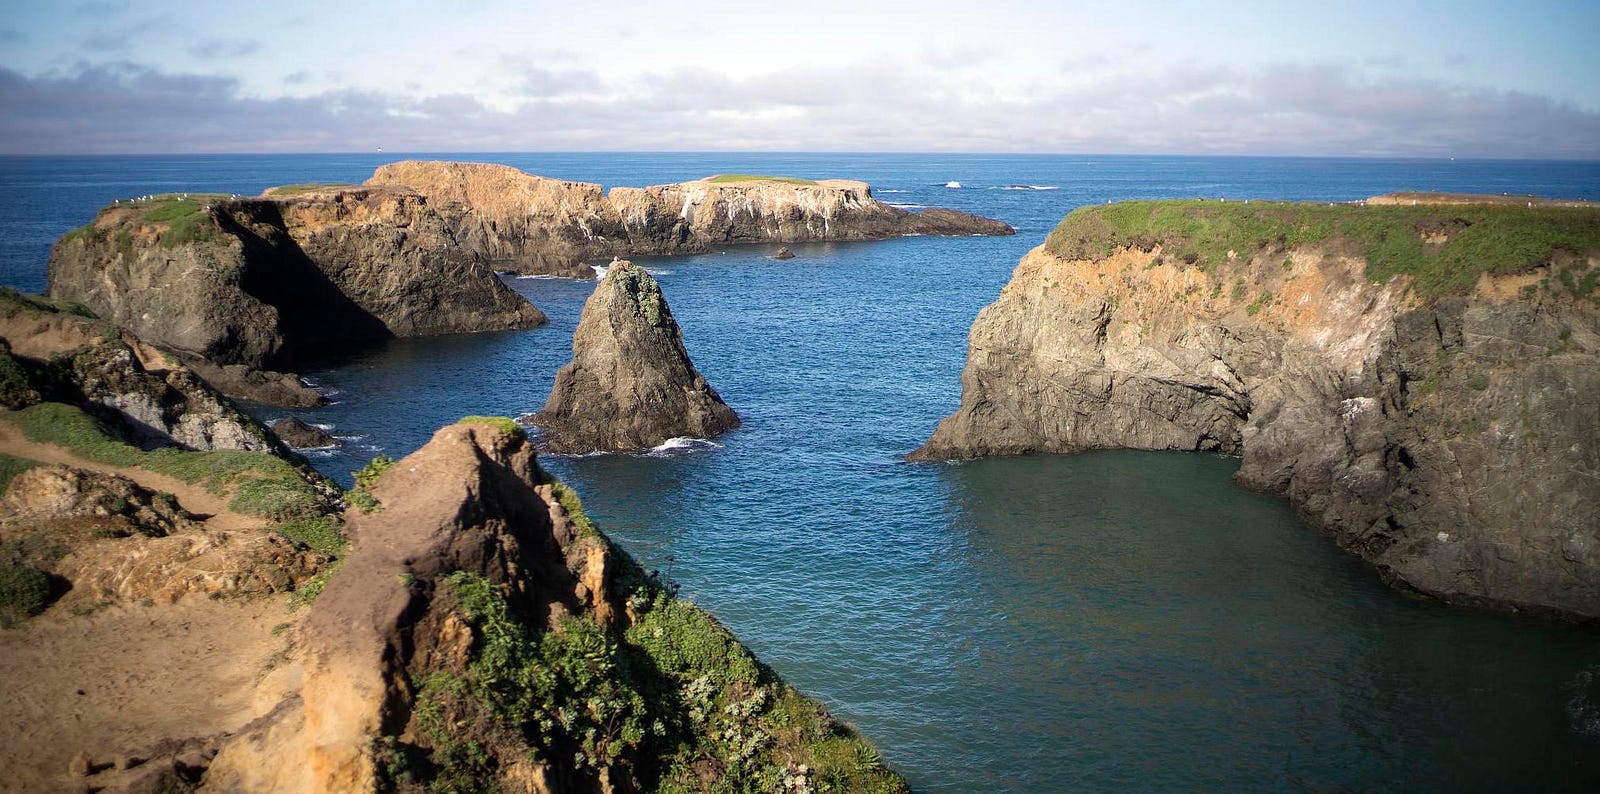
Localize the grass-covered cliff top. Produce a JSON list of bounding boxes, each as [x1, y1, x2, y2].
[[262, 182, 363, 197], [1046, 199, 1600, 299], [59, 192, 231, 250], [705, 174, 820, 186]]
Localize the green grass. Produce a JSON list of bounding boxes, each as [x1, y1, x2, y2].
[[457, 415, 526, 440], [0, 563, 51, 627], [134, 194, 228, 248], [548, 481, 598, 538], [1045, 200, 1600, 300], [348, 454, 392, 513], [263, 183, 357, 196], [0, 453, 41, 494], [0, 287, 97, 320], [274, 515, 346, 554], [393, 492, 907, 792], [0, 402, 331, 521], [706, 174, 819, 186]]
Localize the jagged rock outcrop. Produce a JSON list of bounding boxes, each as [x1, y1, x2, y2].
[[270, 417, 337, 449], [915, 198, 1600, 619], [1, 289, 282, 452], [46, 186, 546, 405], [534, 261, 739, 453], [205, 419, 906, 793], [367, 161, 1014, 276]]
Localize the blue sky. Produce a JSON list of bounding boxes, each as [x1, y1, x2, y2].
[[0, 0, 1596, 157]]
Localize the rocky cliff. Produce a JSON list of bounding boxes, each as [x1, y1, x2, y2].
[[915, 197, 1600, 619], [534, 261, 739, 453], [1, 288, 284, 453], [204, 418, 905, 793], [47, 187, 546, 405], [368, 161, 1014, 276]]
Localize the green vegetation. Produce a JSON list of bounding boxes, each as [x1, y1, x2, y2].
[[458, 415, 527, 440], [0, 347, 39, 409], [0, 562, 52, 627], [548, 481, 598, 538], [397, 481, 905, 793], [706, 174, 819, 186], [0, 453, 40, 494], [274, 515, 346, 554], [131, 194, 228, 248], [263, 183, 358, 196], [0, 287, 96, 320], [289, 560, 341, 610], [0, 402, 330, 521], [1045, 200, 1600, 300], [348, 454, 393, 513]]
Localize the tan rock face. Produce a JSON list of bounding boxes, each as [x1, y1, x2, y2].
[[915, 242, 1600, 619], [46, 186, 547, 390], [204, 421, 617, 793], [533, 261, 739, 453], [0, 294, 284, 452], [366, 161, 1014, 277]]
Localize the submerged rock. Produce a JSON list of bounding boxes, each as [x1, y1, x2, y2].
[[915, 197, 1600, 620], [269, 417, 336, 449], [534, 261, 739, 453]]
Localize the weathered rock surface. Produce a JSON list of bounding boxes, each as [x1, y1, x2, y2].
[[204, 419, 906, 793], [0, 463, 327, 606], [534, 261, 739, 453], [916, 202, 1600, 619], [1, 290, 282, 452], [270, 417, 336, 449], [204, 420, 619, 792], [367, 161, 1014, 277], [46, 186, 546, 405]]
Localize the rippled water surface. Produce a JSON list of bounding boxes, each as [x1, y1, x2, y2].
[[5, 154, 1600, 790]]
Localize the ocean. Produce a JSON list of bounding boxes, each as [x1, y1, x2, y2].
[[4, 153, 1599, 790]]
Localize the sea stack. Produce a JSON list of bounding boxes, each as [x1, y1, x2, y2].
[[534, 261, 738, 453]]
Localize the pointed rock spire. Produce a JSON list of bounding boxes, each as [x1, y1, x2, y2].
[[533, 261, 738, 453]]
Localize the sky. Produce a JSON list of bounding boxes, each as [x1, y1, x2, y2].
[[0, 0, 1596, 157]]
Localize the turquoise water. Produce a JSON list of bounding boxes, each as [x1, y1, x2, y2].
[[4, 154, 1599, 790]]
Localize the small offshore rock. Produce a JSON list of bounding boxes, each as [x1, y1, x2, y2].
[[773, 247, 796, 260], [270, 417, 337, 449]]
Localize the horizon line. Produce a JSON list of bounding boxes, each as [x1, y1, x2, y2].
[[2, 150, 1599, 164]]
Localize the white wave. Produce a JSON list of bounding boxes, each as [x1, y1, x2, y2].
[[514, 273, 566, 280], [591, 264, 608, 279], [878, 189, 911, 194], [645, 268, 673, 276], [886, 202, 925, 209], [998, 184, 1061, 191], [645, 437, 722, 457]]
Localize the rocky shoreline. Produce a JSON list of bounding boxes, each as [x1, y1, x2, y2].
[[915, 195, 1600, 620], [0, 289, 906, 792]]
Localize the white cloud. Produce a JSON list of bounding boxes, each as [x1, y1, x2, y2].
[[0, 58, 1595, 158]]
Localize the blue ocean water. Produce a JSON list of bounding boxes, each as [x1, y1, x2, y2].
[[4, 154, 1599, 791]]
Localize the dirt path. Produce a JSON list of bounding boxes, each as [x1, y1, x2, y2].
[[0, 597, 302, 790], [0, 422, 258, 531]]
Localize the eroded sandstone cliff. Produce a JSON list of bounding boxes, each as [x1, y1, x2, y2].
[[46, 187, 546, 405], [205, 419, 905, 793], [367, 161, 1014, 276], [915, 197, 1600, 619], [534, 261, 739, 453]]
